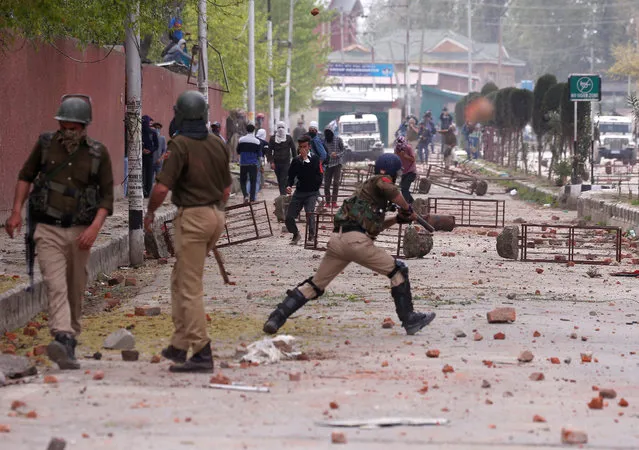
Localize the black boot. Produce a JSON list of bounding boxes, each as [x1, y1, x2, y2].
[[263, 288, 309, 334], [47, 333, 81, 370], [161, 345, 187, 364], [390, 263, 435, 335], [169, 342, 214, 373]]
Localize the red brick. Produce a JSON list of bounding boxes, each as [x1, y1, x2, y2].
[[473, 332, 483, 341], [550, 357, 560, 364], [529, 372, 544, 381], [486, 307, 516, 323], [535, 268, 544, 274], [493, 332, 506, 340], [210, 373, 231, 385], [426, 349, 440, 358], [518, 350, 534, 363], [532, 415, 546, 423], [381, 361, 389, 367], [487, 231, 499, 237], [121, 350, 139, 361], [11, 400, 26, 410], [533, 330, 541, 337], [588, 397, 603, 409], [562, 429, 588, 445], [25, 410, 37, 419], [619, 398, 629, 407], [581, 353, 592, 363], [23, 327, 38, 337], [442, 364, 454, 374], [43, 375, 58, 384], [288, 372, 301, 381], [134, 305, 161, 317], [331, 432, 347, 444], [329, 401, 339, 409], [0, 424, 9, 433], [382, 318, 395, 329], [92, 371, 105, 380], [150, 355, 161, 364]]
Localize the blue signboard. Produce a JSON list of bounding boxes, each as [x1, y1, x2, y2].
[[520, 80, 534, 91], [328, 63, 394, 78]]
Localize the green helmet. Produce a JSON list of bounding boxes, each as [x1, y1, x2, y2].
[[174, 90, 208, 121], [54, 95, 92, 125]]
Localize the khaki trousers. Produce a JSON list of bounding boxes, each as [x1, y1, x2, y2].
[[34, 223, 90, 336], [170, 206, 225, 353], [298, 231, 404, 299]]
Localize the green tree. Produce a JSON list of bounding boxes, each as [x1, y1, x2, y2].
[[532, 74, 557, 176], [510, 88, 534, 171], [481, 82, 499, 97]]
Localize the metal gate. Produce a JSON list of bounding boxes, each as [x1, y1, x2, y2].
[[415, 164, 488, 196], [520, 224, 622, 264], [427, 197, 505, 228]]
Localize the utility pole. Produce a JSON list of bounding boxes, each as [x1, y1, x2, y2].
[[404, 8, 411, 117], [467, 0, 473, 93], [267, 0, 275, 134], [125, 2, 144, 266], [197, 0, 209, 123], [417, 28, 425, 110], [497, 16, 502, 87], [284, 0, 294, 132], [248, 0, 255, 122], [340, 11, 346, 89]]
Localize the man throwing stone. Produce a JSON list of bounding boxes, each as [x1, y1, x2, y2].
[[264, 153, 435, 336]]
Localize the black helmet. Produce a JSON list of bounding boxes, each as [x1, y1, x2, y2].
[[173, 90, 208, 121], [54, 95, 92, 125], [374, 153, 402, 178]]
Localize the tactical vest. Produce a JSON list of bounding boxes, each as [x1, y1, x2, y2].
[[333, 175, 389, 237], [29, 132, 103, 226]]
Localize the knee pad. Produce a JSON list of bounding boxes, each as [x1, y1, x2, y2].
[[388, 260, 409, 286], [297, 277, 325, 299]]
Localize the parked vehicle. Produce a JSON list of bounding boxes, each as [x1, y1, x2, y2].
[[339, 113, 384, 161], [594, 115, 637, 165]]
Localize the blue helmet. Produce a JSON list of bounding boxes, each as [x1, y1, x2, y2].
[[374, 153, 402, 177]]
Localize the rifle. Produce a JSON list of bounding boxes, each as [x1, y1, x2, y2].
[[391, 203, 435, 233]]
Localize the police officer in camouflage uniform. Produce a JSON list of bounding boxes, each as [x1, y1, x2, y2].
[[263, 153, 436, 336], [5, 95, 114, 370], [145, 91, 232, 373]]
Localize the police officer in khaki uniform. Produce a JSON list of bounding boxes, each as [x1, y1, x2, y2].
[[144, 91, 232, 373], [263, 153, 435, 336], [5, 95, 114, 370]]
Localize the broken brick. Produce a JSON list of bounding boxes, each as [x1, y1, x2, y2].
[[493, 332, 506, 340], [581, 353, 593, 363], [599, 389, 617, 399], [23, 327, 38, 337], [331, 431, 347, 444], [588, 397, 603, 409], [550, 357, 560, 364], [442, 364, 454, 374], [25, 410, 37, 419], [210, 373, 231, 385], [381, 361, 389, 367], [288, 372, 301, 382], [535, 268, 544, 274], [561, 428, 588, 445], [486, 307, 516, 323], [92, 371, 105, 381], [518, 350, 534, 363], [124, 278, 137, 287], [426, 349, 440, 358], [382, 318, 395, 329], [33, 345, 47, 356], [473, 332, 483, 341], [43, 375, 58, 384], [329, 401, 339, 410], [134, 305, 161, 317], [0, 425, 9, 433], [529, 372, 544, 381], [619, 398, 629, 407], [533, 415, 546, 423], [150, 355, 161, 364], [11, 400, 26, 410], [487, 231, 499, 237], [481, 380, 491, 388]]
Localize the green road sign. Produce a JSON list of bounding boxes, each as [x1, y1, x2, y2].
[[569, 74, 601, 101]]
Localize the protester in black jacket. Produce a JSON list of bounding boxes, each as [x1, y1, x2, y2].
[[142, 115, 158, 198], [285, 135, 323, 245], [268, 121, 297, 195]]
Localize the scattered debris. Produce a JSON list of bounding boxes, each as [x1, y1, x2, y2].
[[330, 401, 339, 410], [599, 389, 617, 399], [134, 305, 161, 317], [454, 330, 467, 338], [208, 384, 269, 393], [581, 353, 593, 363], [533, 331, 541, 337], [0, 424, 10, 433], [564, 357, 572, 364], [529, 372, 544, 381], [289, 372, 301, 382], [506, 293, 516, 300], [124, 278, 137, 287], [402, 227, 434, 258], [587, 267, 601, 278], [494, 332, 506, 340], [382, 318, 395, 329], [550, 357, 560, 364], [331, 432, 347, 444], [0, 355, 37, 379], [588, 397, 603, 409], [103, 329, 135, 350], [92, 371, 105, 381], [317, 417, 450, 428], [43, 375, 58, 384], [121, 350, 139, 362], [533, 415, 546, 423], [496, 226, 519, 260], [426, 349, 440, 358], [442, 365, 454, 374], [487, 307, 516, 323], [561, 428, 588, 445], [473, 333, 483, 341], [518, 351, 534, 363], [210, 373, 231, 385], [481, 380, 491, 389], [619, 398, 629, 407], [150, 355, 161, 364], [241, 335, 300, 365]]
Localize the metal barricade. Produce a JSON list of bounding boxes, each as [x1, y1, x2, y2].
[[427, 197, 505, 228], [520, 224, 622, 264]]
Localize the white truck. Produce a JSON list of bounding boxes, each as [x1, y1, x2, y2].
[[338, 113, 384, 161], [594, 115, 637, 165]]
